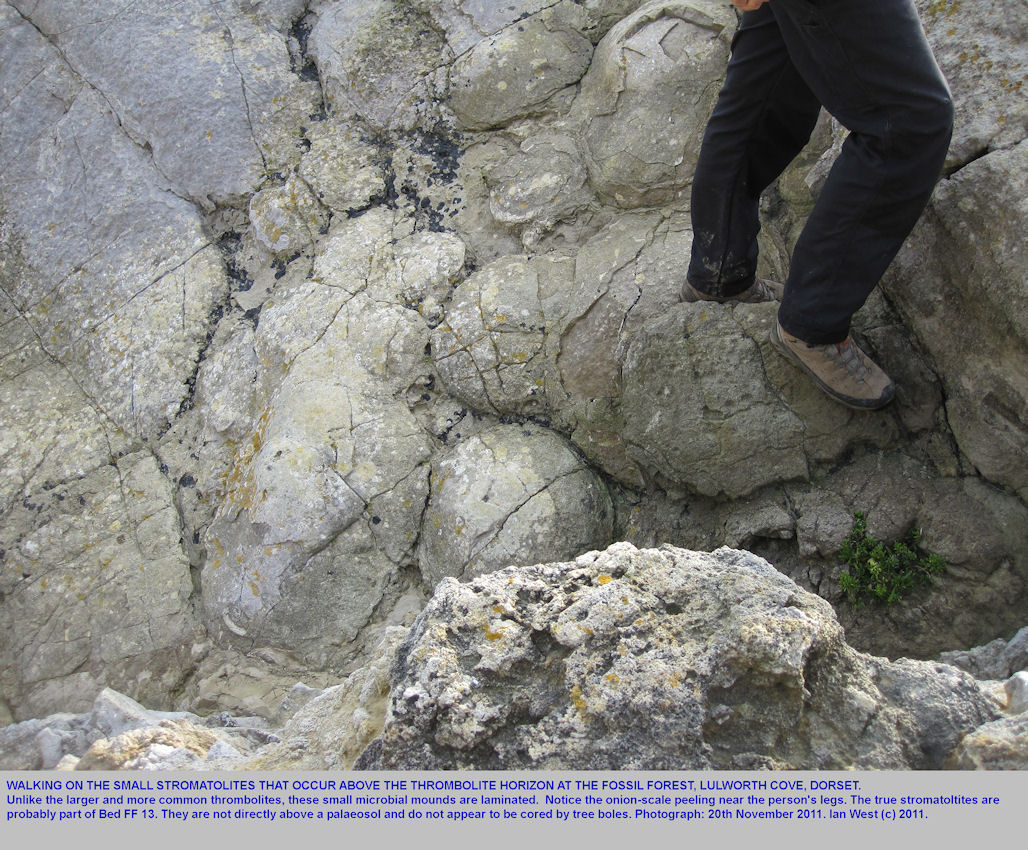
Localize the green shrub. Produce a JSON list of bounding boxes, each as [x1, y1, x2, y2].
[[838, 512, 946, 605]]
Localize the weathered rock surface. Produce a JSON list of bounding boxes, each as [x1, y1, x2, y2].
[[418, 424, 614, 587], [5, 564, 1023, 771], [0, 687, 270, 771], [448, 3, 593, 131], [950, 714, 1028, 770], [0, 452, 196, 719], [361, 544, 998, 770], [621, 304, 902, 498], [202, 209, 437, 665], [882, 142, 1028, 502], [1, 0, 1026, 760], [941, 627, 1028, 681], [241, 627, 406, 770], [571, 1, 735, 207], [918, 0, 1027, 168], [8, 0, 318, 207], [309, 0, 451, 132], [0, 25, 229, 439]]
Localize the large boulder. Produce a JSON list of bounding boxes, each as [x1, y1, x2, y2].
[[418, 424, 614, 587], [361, 543, 997, 769], [882, 142, 1028, 501], [447, 3, 593, 131], [571, 0, 736, 207], [201, 210, 437, 666]]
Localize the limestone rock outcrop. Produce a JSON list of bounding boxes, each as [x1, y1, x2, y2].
[[5, 554, 1024, 772], [1, 0, 1025, 762], [571, 0, 736, 207], [361, 544, 1000, 770]]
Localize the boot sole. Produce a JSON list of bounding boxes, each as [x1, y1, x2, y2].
[[769, 323, 895, 411]]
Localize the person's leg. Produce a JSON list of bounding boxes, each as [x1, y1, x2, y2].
[[686, 7, 821, 298], [771, 0, 954, 344]]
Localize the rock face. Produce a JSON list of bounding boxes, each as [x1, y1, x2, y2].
[[6, 554, 1023, 772], [418, 424, 614, 587], [882, 142, 1028, 502], [0, 687, 272, 771], [361, 544, 996, 770], [1, 0, 1026, 762], [572, 0, 736, 207], [448, 4, 593, 131], [0, 452, 196, 717]]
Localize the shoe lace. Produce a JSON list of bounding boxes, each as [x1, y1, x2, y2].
[[824, 339, 870, 383]]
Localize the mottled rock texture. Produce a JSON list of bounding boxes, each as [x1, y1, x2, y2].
[[0, 686, 270, 770], [571, 0, 735, 207], [0, 0, 1025, 760], [362, 544, 998, 770], [6, 562, 1023, 772]]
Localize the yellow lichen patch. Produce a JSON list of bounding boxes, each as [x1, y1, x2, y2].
[[484, 627, 503, 641], [596, 575, 612, 585], [605, 672, 620, 684], [926, 0, 961, 18], [570, 684, 587, 715]]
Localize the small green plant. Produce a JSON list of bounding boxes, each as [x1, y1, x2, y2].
[[838, 512, 946, 605]]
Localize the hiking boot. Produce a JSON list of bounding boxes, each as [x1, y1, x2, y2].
[[682, 277, 784, 304], [770, 320, 895, 410]]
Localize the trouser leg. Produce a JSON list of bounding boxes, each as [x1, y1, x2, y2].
[[772, 0, 954, 344], [687, 7, 821, 298]]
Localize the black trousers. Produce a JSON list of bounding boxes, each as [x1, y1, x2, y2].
[[687, 0, 953, 344]]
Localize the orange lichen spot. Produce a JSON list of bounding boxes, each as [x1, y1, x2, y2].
[[484, 628, 503, 641], [605, 672, 619, 684], [596, 575, 612, 585], [570, 684, 587, 714], [493, 605, 503, 613]]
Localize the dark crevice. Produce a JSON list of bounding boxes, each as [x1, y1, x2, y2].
[[942, 145, 991, 177]]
